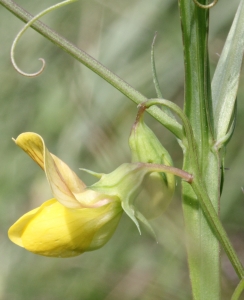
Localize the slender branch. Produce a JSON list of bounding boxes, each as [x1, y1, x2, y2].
[[138, 162, 193, 183], [0, 0, 183, 139], [231, 279, 244, 300]]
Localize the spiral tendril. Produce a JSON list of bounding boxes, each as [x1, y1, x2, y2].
[[193, 0, 218, 9], [11, 0, 77, 77]]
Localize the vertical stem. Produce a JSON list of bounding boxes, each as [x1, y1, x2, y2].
[[178, 0, 220, 299]]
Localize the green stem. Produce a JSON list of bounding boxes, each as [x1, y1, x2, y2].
[[179, 0, 219, 298], [231, 279, 244, 300], [0, 0, 183, 139], [190, 179, 244, 279]]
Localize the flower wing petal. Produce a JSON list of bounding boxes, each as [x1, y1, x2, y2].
[[14, 132, 86, 208]]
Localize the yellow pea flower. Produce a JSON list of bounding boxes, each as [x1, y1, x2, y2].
[[9, 133, 122, 257], [9, 132, 178, 257]]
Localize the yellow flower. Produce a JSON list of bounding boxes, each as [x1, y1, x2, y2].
[[8, 133, 122, 257], [9, 132, 177, 257]]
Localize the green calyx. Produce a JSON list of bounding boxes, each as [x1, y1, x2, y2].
[[88, 163, 154, 235], [129, 106, 175, 219], [87, 162, 178, 237]]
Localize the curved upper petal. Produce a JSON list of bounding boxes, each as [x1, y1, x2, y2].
[[14, 132, 86, 208], [8, 198, 122, 257]]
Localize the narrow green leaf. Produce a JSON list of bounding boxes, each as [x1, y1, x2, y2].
[[231, 279, 244, 300], [212, 0, 244, 141]]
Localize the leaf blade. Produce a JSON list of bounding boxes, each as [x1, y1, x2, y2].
[[212, 0, 244, 141]]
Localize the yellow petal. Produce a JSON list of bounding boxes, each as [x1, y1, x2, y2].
[[8, 198, 122, 257], [8, 206, 40, 247], [14, 133, 86, 208]]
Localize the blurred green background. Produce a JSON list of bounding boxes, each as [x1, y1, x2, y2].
[[0, 0, 244, 299]]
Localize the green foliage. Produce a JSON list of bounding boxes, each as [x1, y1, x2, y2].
[[212, 0, 244, 143]]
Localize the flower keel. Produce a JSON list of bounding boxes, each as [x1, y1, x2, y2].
[[8, 198, 122, 257]]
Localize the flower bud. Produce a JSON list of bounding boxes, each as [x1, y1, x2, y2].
[[129, 107, 175, 218]]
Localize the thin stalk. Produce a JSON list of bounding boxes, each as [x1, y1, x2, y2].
[[138, 163, 193, 183]]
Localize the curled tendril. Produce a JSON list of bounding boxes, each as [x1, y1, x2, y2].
[[11, 0, 77, 77], [193, 0, 218, 9]]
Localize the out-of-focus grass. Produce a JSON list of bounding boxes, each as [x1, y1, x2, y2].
[[0, 0, 243, 299]]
